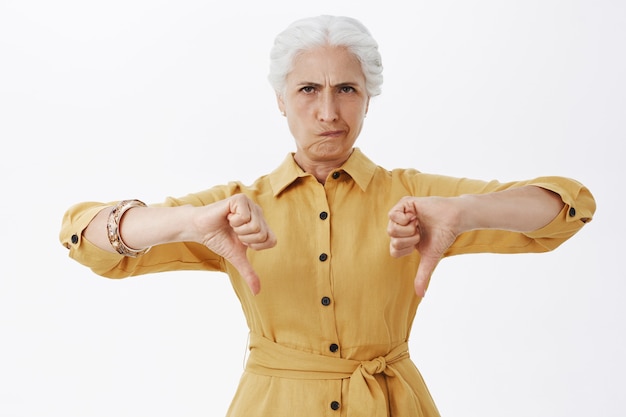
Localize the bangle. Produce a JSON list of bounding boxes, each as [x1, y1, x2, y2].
[[106, 199, 151, 257]]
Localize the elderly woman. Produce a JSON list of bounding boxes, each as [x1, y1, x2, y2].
[[60, 15, 595, 417]]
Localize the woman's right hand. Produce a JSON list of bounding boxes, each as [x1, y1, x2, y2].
[[84, 194, 276, 295], [193, 194, 277, 295]]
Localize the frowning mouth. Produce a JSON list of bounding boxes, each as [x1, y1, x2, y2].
[[319, 130, 345, 137]]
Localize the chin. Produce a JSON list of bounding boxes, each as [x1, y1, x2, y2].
[[314, 147, 352, 162]]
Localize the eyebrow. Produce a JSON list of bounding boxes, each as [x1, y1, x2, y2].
[[295, 81, 361, 88]]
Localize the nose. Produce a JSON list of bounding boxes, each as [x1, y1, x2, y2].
[[318, 91, 338, 122]]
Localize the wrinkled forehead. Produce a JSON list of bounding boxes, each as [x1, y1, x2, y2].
[[287, 45, 366, 86]]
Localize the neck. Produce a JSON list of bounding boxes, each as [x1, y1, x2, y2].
[[293, 151, 352, 184]]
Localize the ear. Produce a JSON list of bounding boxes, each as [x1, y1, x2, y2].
[[276, 92, 286, 115], [365, 96, 370, 116]]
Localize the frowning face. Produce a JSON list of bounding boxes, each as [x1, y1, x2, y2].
[[277, 45, 370, 173]]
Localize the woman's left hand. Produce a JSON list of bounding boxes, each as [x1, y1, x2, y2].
[[387, 196, 461, 297]]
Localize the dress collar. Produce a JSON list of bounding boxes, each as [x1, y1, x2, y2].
[[268, 148, 377, 197]]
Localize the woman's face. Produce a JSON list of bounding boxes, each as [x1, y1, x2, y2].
[[277, 45, 370, 168]]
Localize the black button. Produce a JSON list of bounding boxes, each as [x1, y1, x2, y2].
[[568, 207, 576, 217], [332, 171, 340, 179], [71, 234, 79, 244], [319, 253, 328, 262], [329, 343, 339, 353], [330, 401, 340, 410], [319, 211, 328, 220], [321, 296, 331, 306]]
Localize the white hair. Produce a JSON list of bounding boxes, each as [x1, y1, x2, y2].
[[268, 15, 383, 97]]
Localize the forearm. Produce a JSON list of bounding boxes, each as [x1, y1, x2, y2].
[[457, 185, 565, 233], [84, 205, 198, 253]]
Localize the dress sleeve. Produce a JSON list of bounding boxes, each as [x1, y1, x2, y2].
[[397, 171, 596, 256], [58, 184, 241, 279]]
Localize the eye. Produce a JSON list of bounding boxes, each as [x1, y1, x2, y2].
[[339, 85, 356, 93], [300, 86, 316, 94]]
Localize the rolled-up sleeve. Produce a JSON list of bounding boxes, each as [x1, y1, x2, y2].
[[59, 202, 124, 272], [521, 177, 594, 249]]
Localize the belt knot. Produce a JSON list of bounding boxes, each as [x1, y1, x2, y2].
[[361, 356, 387, 375]]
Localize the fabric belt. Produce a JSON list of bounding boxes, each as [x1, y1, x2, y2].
[[245, 333, 423, 417]]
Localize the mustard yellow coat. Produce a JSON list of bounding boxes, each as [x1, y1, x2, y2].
[[60, 149, 595, 417]]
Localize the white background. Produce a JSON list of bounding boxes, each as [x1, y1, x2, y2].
[[1, 1, 624, 416]]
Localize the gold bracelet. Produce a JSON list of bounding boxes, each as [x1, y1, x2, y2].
[[106, 199, 151, 257]]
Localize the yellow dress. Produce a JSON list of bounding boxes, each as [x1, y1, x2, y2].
[[59, 148, 595, 416]]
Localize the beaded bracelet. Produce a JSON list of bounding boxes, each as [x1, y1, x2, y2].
[[106, 199, 151, 257]]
